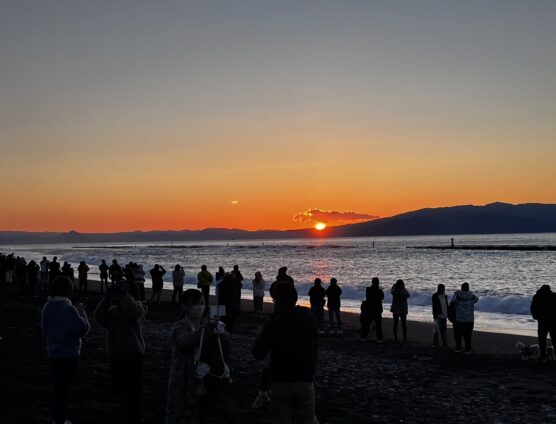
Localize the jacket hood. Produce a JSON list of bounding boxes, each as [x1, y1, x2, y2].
[[536, 285, 552, 296]]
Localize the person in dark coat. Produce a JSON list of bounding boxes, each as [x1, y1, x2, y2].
[[61, 262, 74, 283], [360, 277, 384, 342], [99, 259, 109, 294], [77, 261, 90, 297], [218, 272, 242, 333], [49, 256, 61, 284], [390, 279, 410, 342], [530, 284, 556, 361], [26, 260, 39, 295], [326, 278, 343, 334], [308, 278, 326, 333], [150, 264, 166, 304], [253, 283, 318, 424], [432, 284, 449, 347], [109, 259, 123, 284]]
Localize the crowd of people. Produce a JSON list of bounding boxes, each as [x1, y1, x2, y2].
[[1, 251, 555, 424]]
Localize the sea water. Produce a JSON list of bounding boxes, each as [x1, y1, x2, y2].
[[4, 233, 556, 336]]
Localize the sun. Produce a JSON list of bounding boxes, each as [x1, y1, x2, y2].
[[314, 222, 327, 231]]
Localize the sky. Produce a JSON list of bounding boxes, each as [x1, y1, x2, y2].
[[1, 1, 555, 232]]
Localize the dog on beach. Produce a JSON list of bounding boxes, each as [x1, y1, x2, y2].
[[515, 342, 540, 361]]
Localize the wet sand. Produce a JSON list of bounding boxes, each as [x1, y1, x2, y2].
[[1, 281, 555, 424]]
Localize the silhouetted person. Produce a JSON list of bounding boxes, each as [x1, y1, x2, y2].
[[77, 261, 89, 296], [275, 266, 294, 285], [530, 284, 556, 361], [172, 264, 185, 303], [450, 282, 479, 353], [61, 262, 74, 282], [40, 257, 50, 291], [326, 278, 343, 334], [308, 278, 326, 333], [231, 264, 244, 284], [124, 261, 134, 281], [197, 265, 213, 307], [252, 271, 266, 315], [253, 283, 318, 424], [360, 277, 384, 342], [109, 259, 123, 284], [391, 279, 410, 342], [26, 260, 39, 295], [132, 263, 146, 301], [218, 272, 242, 333], [95, 281, 147, 424], [432, 284, 449, 347], [150, 264, 166, 304], [49, 257, 61, 283], [42, 276, 90, 424], [99, 259, 109, 294]]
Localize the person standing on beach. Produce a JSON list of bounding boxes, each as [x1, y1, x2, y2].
[[450, 282, 479, 353], [49, 257, 61, 284], [231, 264, 244, 284], [77, 261, 90, 297], [360, 277, 384, 342], [252, 271, 266, 315], [432, 284, 449, 347], [215, 266, 225, 297], [40, 257, 50, 291], [94, 281, 147, 424], [132, 263, 146, 301], [26, 260, 39, 295], [308, 278, 326, 333], [99, 259, 109, 294], [390, 279, 410, 342], [172, 265, 185, 303], [109, 259, 123, 285], [253, 283, 318, 424], [150, 264, 166, 304], [326, 278, 343, 334], [41, 275, 90, 424], [197, 265, 213, 308], [62, 262, 75, 283], [218, 272, 242, 333], [530, 284, 556, 361]]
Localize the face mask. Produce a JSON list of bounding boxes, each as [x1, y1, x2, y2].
[[189, 304, 204, 319]]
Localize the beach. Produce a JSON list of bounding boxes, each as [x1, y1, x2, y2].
[[1, 281, 555, 424]]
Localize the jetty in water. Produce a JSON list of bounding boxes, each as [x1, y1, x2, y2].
[[408, 245, 556, 251]]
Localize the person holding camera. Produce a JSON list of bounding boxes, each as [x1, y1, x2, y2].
[[172, 264, 186, 303], [150, 264, 166, 304], [94, 281, 148, 424], [166, 289, 231, 424], [41, 275, 90, 424], [197, 265, 213, 307]]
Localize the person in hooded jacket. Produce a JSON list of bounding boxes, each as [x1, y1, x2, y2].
[[390, 279, 410, 342], [41, 275, 90, 424], [308, 278, 326, 333], [360, 277, 384, 342], [450, 282, 479, 353], [150, 264, 167, 304], [530, 284, 556, 361], [326, 278, 343, 334]]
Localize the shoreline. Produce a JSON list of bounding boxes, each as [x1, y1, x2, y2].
[[83, 279, 537, 355]]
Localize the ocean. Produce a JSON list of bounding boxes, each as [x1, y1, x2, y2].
[[4, 233, 556, 336]]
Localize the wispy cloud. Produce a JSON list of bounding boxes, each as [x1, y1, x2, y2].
[[293, 209, 379, 224], [230, 200, 240, 205]]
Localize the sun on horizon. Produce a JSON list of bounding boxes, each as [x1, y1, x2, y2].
[[314, 222, 327, 231]]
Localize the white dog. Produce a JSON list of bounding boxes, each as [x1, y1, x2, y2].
[[515, 342, 540, 361]]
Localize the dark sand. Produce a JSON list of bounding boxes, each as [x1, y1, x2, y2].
[[1, 281, 555, 424]]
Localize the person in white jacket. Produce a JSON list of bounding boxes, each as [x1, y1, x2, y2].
[[450, 282, 479, 353], [252, 271, 266, 315]]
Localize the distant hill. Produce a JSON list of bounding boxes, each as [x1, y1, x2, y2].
[[1, 202, 555, 245], [325, 202, 556, 237]]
